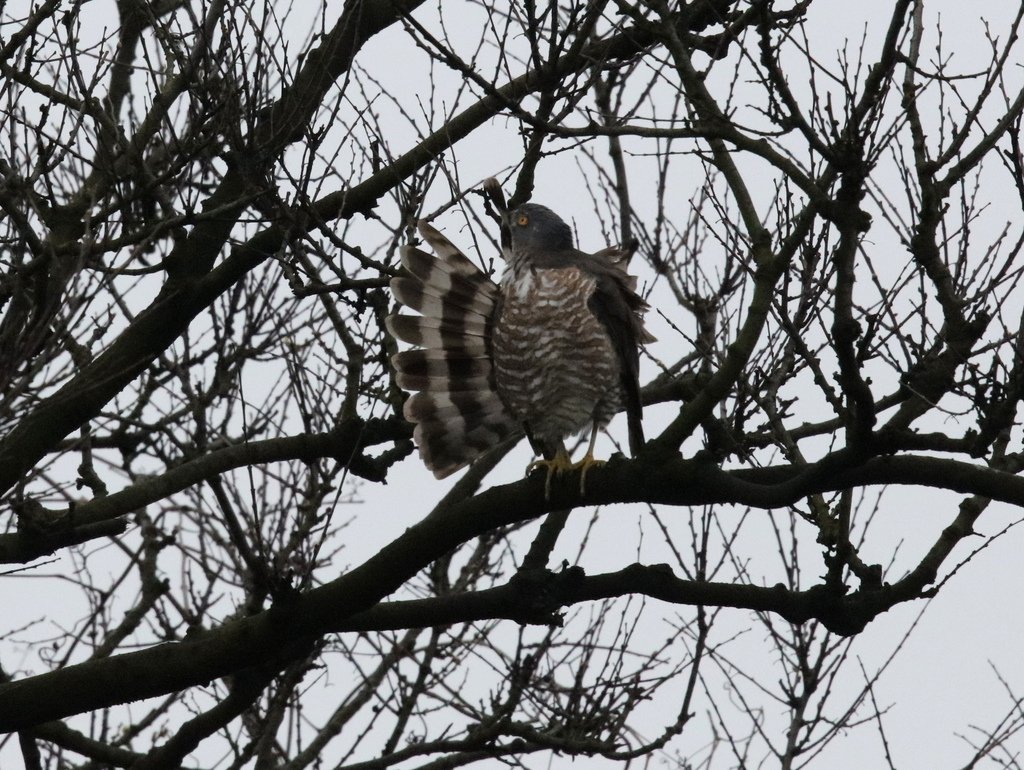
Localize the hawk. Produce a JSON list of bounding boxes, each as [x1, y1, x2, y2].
[[387, 193, 652, 494]]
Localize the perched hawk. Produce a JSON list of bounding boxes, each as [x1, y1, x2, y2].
[[387, 196, 652, 493]]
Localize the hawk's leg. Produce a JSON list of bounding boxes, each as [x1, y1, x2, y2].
[[526, 426, 606, 497], [527, 446, 574, 499], [570, 423, 606, 495]]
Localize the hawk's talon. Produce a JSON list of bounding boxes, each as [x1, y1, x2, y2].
[[571, 452, 605, 496], [527, 449, 605, 498], [528, 449, 574, 499]]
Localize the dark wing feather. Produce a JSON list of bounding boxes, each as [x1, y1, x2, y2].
[[583, 251, 653, 455]]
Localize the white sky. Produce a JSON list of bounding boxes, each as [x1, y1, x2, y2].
[[3, 1, 1024, 768]]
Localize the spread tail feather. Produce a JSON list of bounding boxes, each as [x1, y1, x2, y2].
[[387, 220, 518, 477]]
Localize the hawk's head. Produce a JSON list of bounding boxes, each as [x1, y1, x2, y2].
[[509, 203, 574, 255]]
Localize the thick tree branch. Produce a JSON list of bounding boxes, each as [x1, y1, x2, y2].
[[0, 418, 411, 564], [0, 0, 427, 495], [3, 448, 1024, 729]]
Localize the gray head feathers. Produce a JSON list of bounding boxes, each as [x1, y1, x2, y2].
[[509, 203, 574, 254]]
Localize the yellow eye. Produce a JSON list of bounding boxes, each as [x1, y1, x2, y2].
[[516, 214, 529, 226]]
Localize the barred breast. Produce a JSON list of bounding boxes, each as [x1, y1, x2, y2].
[[493, 266, 623, 451]]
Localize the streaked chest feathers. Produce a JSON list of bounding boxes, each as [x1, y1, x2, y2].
[[493, 266, 622, 444]]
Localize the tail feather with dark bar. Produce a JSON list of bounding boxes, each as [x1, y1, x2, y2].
[[386, 221, 519, 478]]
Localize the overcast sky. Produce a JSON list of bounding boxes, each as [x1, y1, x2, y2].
[[3, 1, 1024, 767]]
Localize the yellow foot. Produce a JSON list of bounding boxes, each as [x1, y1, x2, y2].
[[527, 450, 606, 497], [527, 449, 574, 499], [570, 452, 605, 496]]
